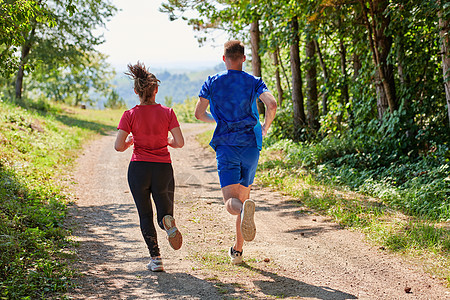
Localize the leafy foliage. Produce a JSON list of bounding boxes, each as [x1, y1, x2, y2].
[[263, 131, 450, 221], [161, 0, 450, 222], [0, 0, 50, 76], [172, 96, 203, 123]]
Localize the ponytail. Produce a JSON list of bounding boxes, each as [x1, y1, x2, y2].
[[125, 61, 160, 104]]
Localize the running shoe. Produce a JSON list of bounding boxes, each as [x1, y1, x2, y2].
[[228, 246, 243, 265], [162, 215, 183, 250], [147, 257, 164, 272], [240, 199, 256, 241]]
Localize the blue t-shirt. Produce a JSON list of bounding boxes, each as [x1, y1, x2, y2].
[[198, 69, 269, 150]]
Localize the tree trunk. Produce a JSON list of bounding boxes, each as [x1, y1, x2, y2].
[[338, 36, 349, 125], [350, 51, 361, 124], [439, 7, 450, 125], [375, 72, 389, 120], [314, 39, 329, 115], [272, 47, 284, 106], [250, 20, 265, 116], [396, 36, 412, 110], [15, 44, 32, 99], [360, 0, 397, 119], [15, 24, 36, 99], [306, 38, 319, 131], [290, 16, 306, 131], [278, 49, 291, 92], [336, 12, 349, 126]]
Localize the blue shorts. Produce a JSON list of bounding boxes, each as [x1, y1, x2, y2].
[[215, 145, 260, 188]]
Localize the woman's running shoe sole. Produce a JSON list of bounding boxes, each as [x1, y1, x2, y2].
[[162, 215, 183, 250], [241, 200, 256, 242]]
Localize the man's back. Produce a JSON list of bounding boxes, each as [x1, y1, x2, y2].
[[198, 70, 268, 149]]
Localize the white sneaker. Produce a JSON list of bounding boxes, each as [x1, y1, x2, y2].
[[147, 257, 164, 272], [240, 200, 256, 242], [228, 247, 243, 265]]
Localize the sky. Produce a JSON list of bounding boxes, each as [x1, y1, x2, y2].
[[95, 0, 228, 71]]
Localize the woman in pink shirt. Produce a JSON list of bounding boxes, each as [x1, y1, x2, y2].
[[114, 61, 184, 272]]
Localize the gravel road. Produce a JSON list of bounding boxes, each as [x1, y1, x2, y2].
[[67, 123, 449, 299]]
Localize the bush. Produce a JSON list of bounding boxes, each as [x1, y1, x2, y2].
[[172, 96, 203, 123], [264, 128, 450, 220]]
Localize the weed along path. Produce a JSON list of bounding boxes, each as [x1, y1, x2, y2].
[[67, 123, 449, 299]]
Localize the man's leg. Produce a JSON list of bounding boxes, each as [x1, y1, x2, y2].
[[222, 183, 251, 252]]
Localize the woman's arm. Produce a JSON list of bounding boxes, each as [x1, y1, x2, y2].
[[114, 129, 133, 152], [168, 126, 184, 148]]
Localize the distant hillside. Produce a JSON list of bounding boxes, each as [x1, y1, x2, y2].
[[111, 63, 225, 108]]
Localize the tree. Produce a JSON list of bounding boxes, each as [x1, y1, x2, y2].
[[290, 16, 306, 132], [272, 47, 284, 105], [14, 0, 116, 99], [337, 11, 349, 126], [250, 20, 265, 116], [305, 35, 319, 131], [0, 0, 48, 76], [31, 52, 117, 106], [439, 2, 450, 125], [314, 39, 329, 115], [359, 0, 397, 119], [104, 90, 126, 109]]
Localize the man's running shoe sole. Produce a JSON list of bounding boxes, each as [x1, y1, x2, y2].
[[241, 200, 256, 242], [162, 215, 183, 250]]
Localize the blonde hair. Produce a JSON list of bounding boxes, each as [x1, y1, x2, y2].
[[125, 61, 160, 104]]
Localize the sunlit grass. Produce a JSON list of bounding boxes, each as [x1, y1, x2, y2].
[[196, 129, 214, 150], [0, 98, 124, 298]]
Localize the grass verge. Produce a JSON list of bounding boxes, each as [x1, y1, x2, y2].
[[0, 97, 123, 299], [256, 148, 450, 285]]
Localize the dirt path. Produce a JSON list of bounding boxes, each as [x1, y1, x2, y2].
[[67, 123, 449, 299]]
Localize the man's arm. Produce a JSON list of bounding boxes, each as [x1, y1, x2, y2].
[[195, 97, 215, 123], [259, 92, 277, 136]]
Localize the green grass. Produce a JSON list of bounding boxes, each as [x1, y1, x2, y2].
[[0, 97, 123, 299], [256, 148, 450, 285], [196, 129, 214, 150]]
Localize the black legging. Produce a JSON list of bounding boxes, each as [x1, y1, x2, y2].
[[127, 161, 174, 257]]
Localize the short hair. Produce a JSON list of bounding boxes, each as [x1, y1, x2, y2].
[[224, 40, 245, 61]]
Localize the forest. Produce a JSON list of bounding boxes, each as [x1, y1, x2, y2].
[[0, 0, 449, 298], [161, 0, 450, 220]]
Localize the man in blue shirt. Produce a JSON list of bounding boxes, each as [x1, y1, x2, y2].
[[195, 40, 277, 264]]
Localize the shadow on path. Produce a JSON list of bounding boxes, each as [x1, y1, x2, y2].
[[242, 263, 358, 300]]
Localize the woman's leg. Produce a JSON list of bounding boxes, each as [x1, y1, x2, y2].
[[150, 163, 175, 229], [151, 163, 182, 250], [127, 161, 160, 257]]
